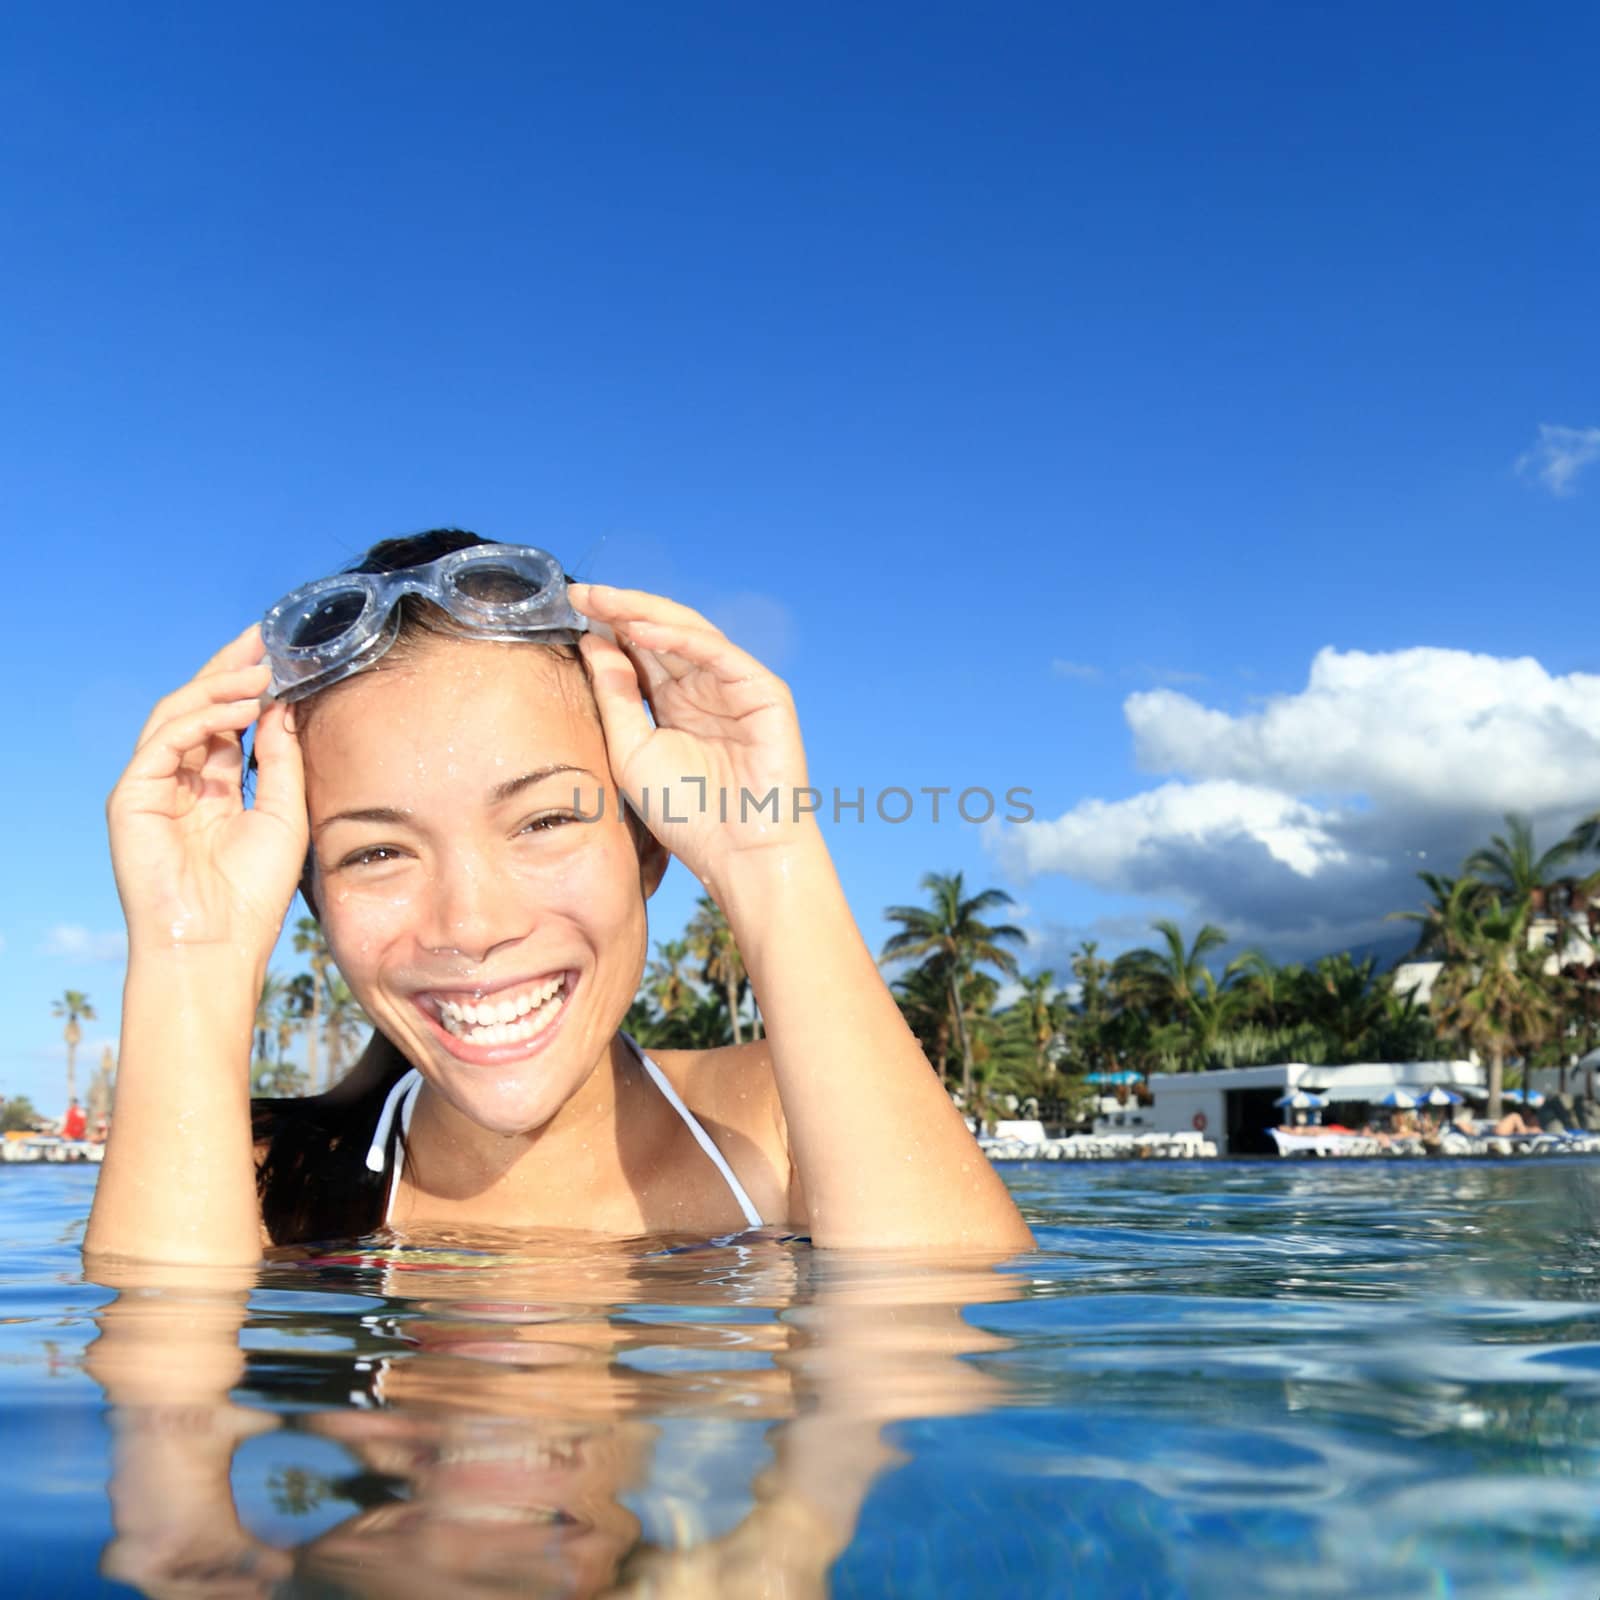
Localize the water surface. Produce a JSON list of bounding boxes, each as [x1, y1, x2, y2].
[[5, 1159, 1600, 1596]]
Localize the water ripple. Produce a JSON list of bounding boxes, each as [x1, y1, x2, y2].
[[6, 1159, 1600, 1595]]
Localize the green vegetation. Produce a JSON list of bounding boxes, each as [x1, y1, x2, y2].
[[39, 810, 1598, 1118], [860, 809, 1598, 1125], [51, 989, 96, 1107], [250, 921, 371, 1097], [628, 898, 762, 1050], [1, 1096, 41, 1133], [881, 872, 1026, 1103]]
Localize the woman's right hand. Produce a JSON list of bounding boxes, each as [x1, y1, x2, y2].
[[108, 625, 306, 960]]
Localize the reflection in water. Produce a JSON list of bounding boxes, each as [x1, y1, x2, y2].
[[32, 1160, 1600, 1596], [87, 1231, 1019, 1598]]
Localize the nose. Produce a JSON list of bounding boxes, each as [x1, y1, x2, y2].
[[418, 848, 533, 965]]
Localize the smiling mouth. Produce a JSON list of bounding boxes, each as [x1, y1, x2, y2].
[[425, 974, 572, 1048]]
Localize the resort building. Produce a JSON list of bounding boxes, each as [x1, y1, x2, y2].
[[1394, 914, 1598, 1009], [1146, 1060, 1483, 1156]]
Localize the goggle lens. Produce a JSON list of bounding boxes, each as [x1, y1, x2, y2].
[[450, 563, 546, 605], [263, 544, 582, 703], [287, 588, 370, 650]]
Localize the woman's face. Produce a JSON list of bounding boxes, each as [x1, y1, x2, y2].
[[299, 635, 660, 1135]]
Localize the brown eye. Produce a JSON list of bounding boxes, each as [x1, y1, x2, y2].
[[519, 812, 581, 835], [339, 845, 405, 869]]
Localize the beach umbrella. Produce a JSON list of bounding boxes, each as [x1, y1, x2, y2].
[[1274, 1090, 1327, 1109], [1377, 1090, 1420, 1109], [1422, 1087, 1463, 1107], [1502, 1089, 1546, 1107]]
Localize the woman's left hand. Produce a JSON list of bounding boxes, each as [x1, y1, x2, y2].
[[569, 583, 816, 886]]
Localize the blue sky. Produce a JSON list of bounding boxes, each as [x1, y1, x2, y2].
[[3, 2, 1597, 1110]]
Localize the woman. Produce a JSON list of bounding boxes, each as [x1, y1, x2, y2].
[[86, 530, 1032, 1262]]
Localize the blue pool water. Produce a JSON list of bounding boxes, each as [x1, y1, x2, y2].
[[5, 1159, 1600, 1597]]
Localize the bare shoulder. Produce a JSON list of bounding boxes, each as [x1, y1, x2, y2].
[[641, 1039, 783, 1140]]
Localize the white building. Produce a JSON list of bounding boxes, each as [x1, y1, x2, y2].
[[1146, 1059, 1484, 1156], [1394, 914, 1597, 1009]]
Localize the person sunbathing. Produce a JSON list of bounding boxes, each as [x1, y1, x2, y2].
[[1491, 1110, 1537, 1137]]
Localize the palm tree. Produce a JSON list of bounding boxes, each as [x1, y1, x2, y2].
[[273, 981, 304, 1070], [321, 976, 369, 1090], [686, 897, 748, 1046], [889, 958, 957, 1076], [1565, 809, 1600, 863], [1465, 813, 1580, 913], [1392, 872, 1481, 961], [658, 990, 738, 1049], [292, 917, 332, 1092], [1015, 972, 1060, 1080], [87, 1045, 115, 1131], [51, 991, 95, 1107], [252, 1053, 306, 1096], [645, 939, 697, 1022], [1182, 970, 1249, 1071], [1111, 920, 1229, 1017], [1066, 941, 1114, 1077], [1550, 813, 1600, 1075], [881, 871, 1025, 1103], [1370, 982, 1439, 1063], [1231, 950, 1306, 1030], [969, 1000, 1041, 1108], [623, 995, 667, 1048], [1112, 921, 1229, 1018], [1293, 953, 1390, 1063], [255, 972, 289, 1077], [1430, 897, 1556, 1120]]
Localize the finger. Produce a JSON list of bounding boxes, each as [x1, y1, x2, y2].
[[608, 630, 675, 705], [135, 661, 272, 752], [120, 697, 266, 794], [578, 632, 657, 775], [196, 622, 267, 679], [250, 701, 307, 832], [133, 625, 265, 749], [197, 711, 247, 793], [568, 583, 719, 637], [608, 616, 772, 685]]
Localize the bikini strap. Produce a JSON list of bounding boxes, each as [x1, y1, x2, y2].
[[621, 1033, 765, 1230], [363, 1047, 765, 1233], [366, 1069, 423, 1173]]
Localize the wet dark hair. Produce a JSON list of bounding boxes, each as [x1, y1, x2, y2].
[[250, 528, 607, 1246]]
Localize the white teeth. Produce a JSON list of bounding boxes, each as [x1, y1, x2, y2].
[[433, 977, 568, 1046]]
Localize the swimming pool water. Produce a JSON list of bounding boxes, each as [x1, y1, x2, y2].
[[5, 1159, 1600, 1597]]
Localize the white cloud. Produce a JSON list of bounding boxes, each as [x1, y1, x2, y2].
[[1127, 647, 1600, 813], [992, 645, 1600, 956], [1052, 658, 1102, 682], [43, 925, 128, 962], [1518, 423, 1600, 497]]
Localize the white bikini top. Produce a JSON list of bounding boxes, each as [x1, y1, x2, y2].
[[363, 1033, 764, 1231]]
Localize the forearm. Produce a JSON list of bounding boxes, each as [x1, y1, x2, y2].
[[717, 831, 1033, 1252], [87, 1272, 283, 1593], [85, 951, 263, 1266]]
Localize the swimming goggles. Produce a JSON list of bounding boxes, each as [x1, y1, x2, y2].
[[262, 543, 588, 703]]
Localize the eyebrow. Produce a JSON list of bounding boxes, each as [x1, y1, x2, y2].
[[490, 764, 597, 804], [315, 765, 599, 834]]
